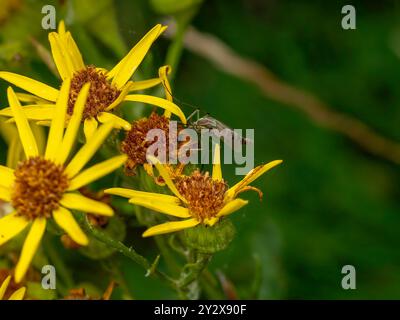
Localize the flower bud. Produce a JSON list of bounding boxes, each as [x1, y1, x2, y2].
[[182, 218, 235, 254]]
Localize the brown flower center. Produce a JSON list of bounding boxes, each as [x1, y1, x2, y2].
[[68, 66, 121, 120], [121, 112, 172, 174], [175, 170, 228, 222], [11, 156, 69, 220]]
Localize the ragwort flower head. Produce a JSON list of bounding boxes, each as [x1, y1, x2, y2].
[[0, 22, 186, 140], [122, 112, 171, 174], [106, 144, 282, 237], [0, 80, 127, 283], [120, 66, 187, 179]]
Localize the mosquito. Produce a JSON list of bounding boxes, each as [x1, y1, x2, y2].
[[185, 109, 251, 146], [161, 80, 252, 145]]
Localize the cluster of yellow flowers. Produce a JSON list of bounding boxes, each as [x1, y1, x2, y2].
[[0, 21, 281, 293]]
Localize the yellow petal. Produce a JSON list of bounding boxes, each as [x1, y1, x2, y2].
[[0, 165, 14, 188], [0, 72, 59, 102], [61, 193, 114, 216], [149, 156, 187, 204], [143, 163, 154, 177], [204, 216, 219, 227], [53, 207, 88, 246], [6, 136, 24, 169], [226, 160, 283, 200], [45, 78, 71, 160], [97, 112, 131, 130], [217, 199, 249, 218], [0, 105, 55, 120], [35, 120, 52, 127], [105, 187, 180, 205], [65, 32, 85, 71], [56, 83, 90, 164], [159, 65, 173, 101], [105, 81, 132, 111], [110, 24, 166, 88], [16, 93, 48, 104], [96, 67, 108, 74], [4, 118, 15, 124], [124, 94, 186, 124], [0, 114, 17, 145], [68, 155, 127, 191], [56, 21, 84, 71], [30, 123, 45, 157], [83, 117, 98, 140], [7, 87, 39, 158], [142, 219, 199, 237], [0, 186, 11, 202], [15, 217, 46, 283], [57, 29, 83, 72], [65, 121, 114, 177], [58, 20, 66, 35], [129, 197, 190, 218], [158, 65, 172, 117], [8, 287, 26, 300], [48, 32, 74, 79], [129, 78, 162, 91], [212, 143, 222, 181], [0, 275, 11, 300]]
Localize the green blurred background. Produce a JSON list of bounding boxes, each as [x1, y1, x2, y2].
[[1, 0, 400, 299]]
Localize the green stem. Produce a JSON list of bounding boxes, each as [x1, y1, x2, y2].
[[81, 216, 177, 290], [165, 7, 200, 81], [43, 237, 74, 294], [178, 252, 211, 288], [154, 236, 181, 276]]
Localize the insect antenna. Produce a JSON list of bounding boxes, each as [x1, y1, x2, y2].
[[161, 80, 204, 116]]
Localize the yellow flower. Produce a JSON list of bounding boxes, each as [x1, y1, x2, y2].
[[106, 145, 282, 237], [137, 65, 186, 180], [0, 81, 127, 283], [0, 22, 186, 140], [0, 276, 25, 300], [119, 65, 187, 177]]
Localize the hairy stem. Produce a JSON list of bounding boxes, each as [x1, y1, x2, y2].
[[178, 252, 211, 289], [81, 215, 177, 290]]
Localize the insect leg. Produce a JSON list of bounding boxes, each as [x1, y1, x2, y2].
[[186, 109, 200, 123]]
